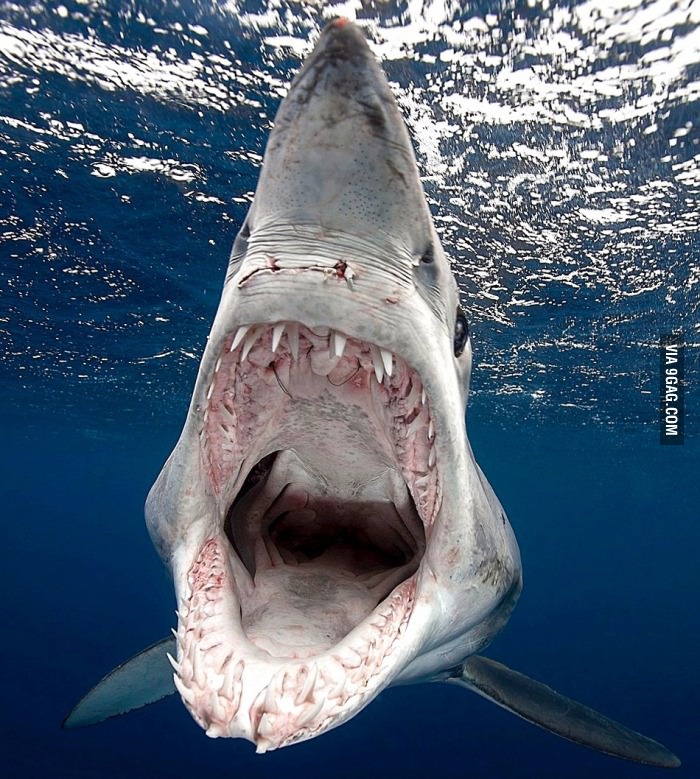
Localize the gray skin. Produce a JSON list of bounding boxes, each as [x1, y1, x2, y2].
[[64, 19, 679, 768], [146, 17, 521, 685]]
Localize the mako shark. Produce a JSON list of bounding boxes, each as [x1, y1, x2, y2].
[[65, 18, 679, 767]]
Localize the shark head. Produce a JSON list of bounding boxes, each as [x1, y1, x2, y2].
[[145, 18, 522, 752]]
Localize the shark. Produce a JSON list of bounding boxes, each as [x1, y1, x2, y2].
[[64, 18, 679, 767]]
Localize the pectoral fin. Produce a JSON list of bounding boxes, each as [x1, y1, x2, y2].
[[63, 637, 176, 728], [448, 656, 680, 768]]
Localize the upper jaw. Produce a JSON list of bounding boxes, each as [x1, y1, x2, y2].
[[203, 240, 459, 430]]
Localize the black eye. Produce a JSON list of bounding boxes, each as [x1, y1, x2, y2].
[[454, 307, 469, 357]]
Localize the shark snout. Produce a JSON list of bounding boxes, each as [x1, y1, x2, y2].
[[246, 19, 432, 259], [288, 18, 393, 136], [305, 17, 378, 77], [316, 16, 375, 57]]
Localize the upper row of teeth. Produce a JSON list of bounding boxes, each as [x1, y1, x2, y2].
[[226, 323, 398, 386]]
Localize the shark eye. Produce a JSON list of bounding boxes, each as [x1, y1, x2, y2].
[[420, 244, 434, 264], [454, 307, 469, 357]]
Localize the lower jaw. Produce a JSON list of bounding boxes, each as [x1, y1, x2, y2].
[[171, 535, 418, 752]]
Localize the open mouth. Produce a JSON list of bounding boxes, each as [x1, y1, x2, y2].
[[170, 323, 441, 750]]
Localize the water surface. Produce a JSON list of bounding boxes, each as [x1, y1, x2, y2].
[[1, 1, 697, 776]]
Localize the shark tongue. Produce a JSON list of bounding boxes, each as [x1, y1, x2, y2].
[[241, 565, 380, 658]]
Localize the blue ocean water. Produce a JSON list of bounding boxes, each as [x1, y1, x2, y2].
[[1, 1, 698, 777]]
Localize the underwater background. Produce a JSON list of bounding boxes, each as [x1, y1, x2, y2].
[[1, 1, 697, 777]]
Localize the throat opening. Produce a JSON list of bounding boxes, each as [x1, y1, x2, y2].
[[224, 449, 425, 658]]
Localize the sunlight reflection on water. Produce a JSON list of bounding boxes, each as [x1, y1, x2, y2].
[[0, 0, 697, 430]]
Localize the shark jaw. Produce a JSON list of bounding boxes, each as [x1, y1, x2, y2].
[[169, 321, 438, 751]]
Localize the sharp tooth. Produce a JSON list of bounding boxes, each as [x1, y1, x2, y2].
[[213, 654, 233, 691], [288, 323, 299, 360], [278, 669, 291, 695], [241, 327, 261, 360], [380, 347, 393, 377], [428, 419, 434, 440], [210, 691, 227, 722], [264, 675, 280, 712], [295, 662, 318, 706], [402, 379, 420, 410], [428, 446, 436, 468], [421, 386, 426, 405], [339, 648, 362, 669], [206, 382, 214, 400], [369, 344, 384, 384], [344, 265, 355, 290], [297, 695, 325, 727], [271, 323, 285, 353], [206, 723, 226, 738], [230, 325, 250, 352], [179, 654, 193, 681], [372, 613, 388, 629], [415, 474, 429, 491], [331, 330, 347, 359], [192, 646, 206, 688], [222, 658, 243, 698], [328, 676, 346, 700], [173, 673, 196, 705], [214, 357, 222, 373], [407, 413, 425, 437], [221, 664, 235, 698], [257, 712, 275, 740], [166, 652, 181, 673]]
